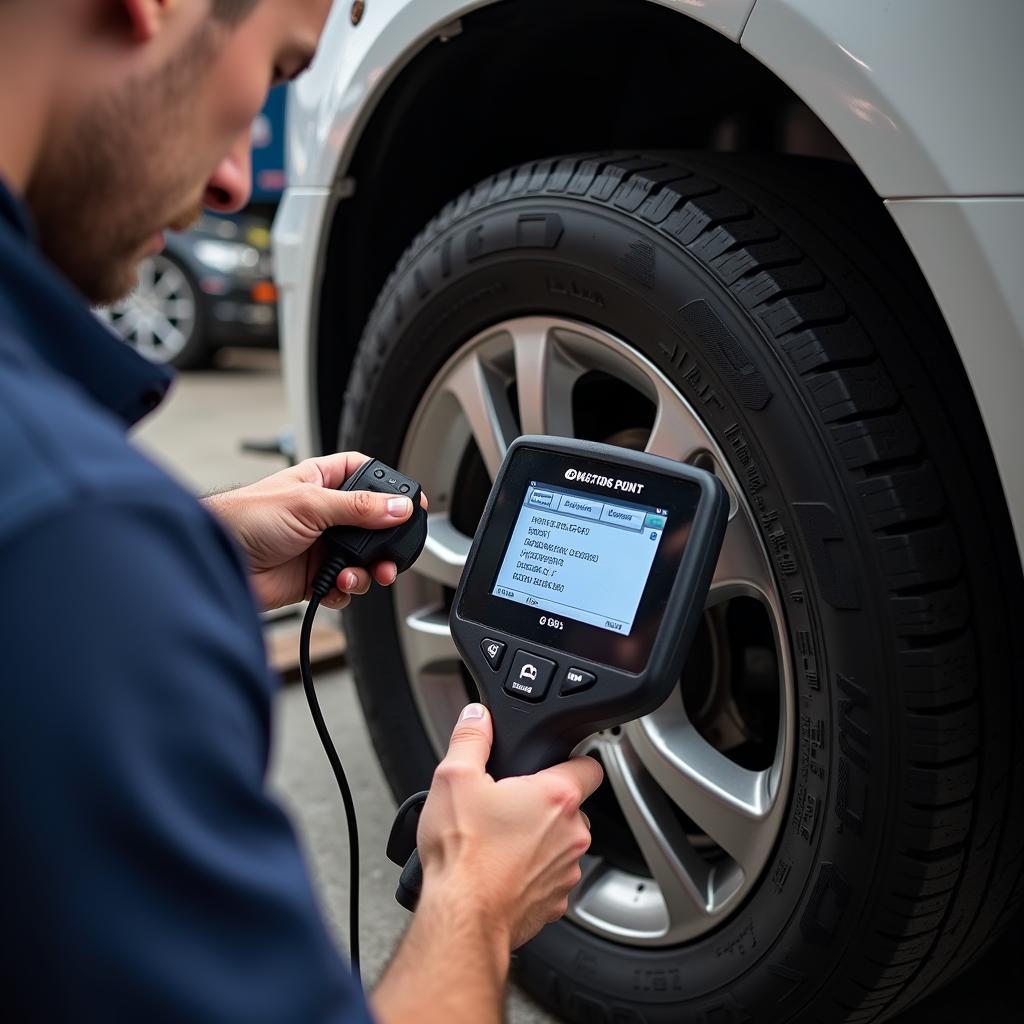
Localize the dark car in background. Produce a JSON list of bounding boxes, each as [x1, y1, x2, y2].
[[98, 213, 278, 369]]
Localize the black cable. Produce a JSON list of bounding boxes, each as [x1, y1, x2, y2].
[[299, 589, 361, 985]]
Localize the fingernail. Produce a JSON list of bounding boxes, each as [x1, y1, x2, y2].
[[460, 703, 485, 721], [387, 496, 412, 517], [342, 572, 357, 591]]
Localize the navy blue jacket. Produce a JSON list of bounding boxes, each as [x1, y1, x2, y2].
[[0, 179, 371, 1023]]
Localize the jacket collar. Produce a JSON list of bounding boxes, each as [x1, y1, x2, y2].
[[0, 176, 173, 427]]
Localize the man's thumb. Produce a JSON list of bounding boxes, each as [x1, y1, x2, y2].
[[442, 703, 493, 769]]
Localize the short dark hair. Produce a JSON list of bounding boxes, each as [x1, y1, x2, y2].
[[210, 0, 261, 23]]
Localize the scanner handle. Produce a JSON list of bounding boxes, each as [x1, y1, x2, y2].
[[486, 732, 574, 784], [390, 734, 577, 911]]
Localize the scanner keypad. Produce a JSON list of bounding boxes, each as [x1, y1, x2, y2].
[[559, 666, 596, 696], [503, 650, 556, 702]]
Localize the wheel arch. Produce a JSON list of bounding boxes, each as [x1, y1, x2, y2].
[[305, 0, 855, 453], [285, 0, 1022, 559]]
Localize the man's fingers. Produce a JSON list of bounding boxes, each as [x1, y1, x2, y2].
[[320, 488, 413, 529], [307, 453, 429, 513], [437, 704, 493, 774], [319, 589, 352, 610], [538, 755, 604, 804], [308, 452, 371, 490], [372, 561, 399, 587], [336, 568, 372, 595]]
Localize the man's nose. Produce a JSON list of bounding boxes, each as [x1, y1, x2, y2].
[[204, 132, 253, 214]]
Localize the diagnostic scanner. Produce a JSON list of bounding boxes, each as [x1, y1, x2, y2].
[[388, 436, 728, 908]]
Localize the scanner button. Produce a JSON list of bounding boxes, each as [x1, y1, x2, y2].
[[560, 667, 596, 696], [504, 650, 556, 702], [480, 638, 507, 671]]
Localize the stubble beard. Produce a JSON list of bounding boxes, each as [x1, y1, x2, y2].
[[27, 27, 217, 306]]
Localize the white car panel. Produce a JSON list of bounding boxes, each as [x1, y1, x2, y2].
[[743, 0, 1024, 198], [647, 0, 755, 40], [886, 197, 1024, 556], [272, 187, 334, 460]]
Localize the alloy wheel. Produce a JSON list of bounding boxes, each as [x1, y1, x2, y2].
[[99, 254, 198, 365], [396, 316, 795, 946]]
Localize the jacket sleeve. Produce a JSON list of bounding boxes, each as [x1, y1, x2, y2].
[[0, 496, 372, 1024]]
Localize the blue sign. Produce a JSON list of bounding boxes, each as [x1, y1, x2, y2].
[[250, 85, 287, 203]]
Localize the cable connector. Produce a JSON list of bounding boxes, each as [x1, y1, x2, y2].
[[311, 551, 350, 600]]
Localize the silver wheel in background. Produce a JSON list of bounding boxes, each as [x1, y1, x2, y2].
[[395, 316, 795, 948], [99, 254, 198, 365]]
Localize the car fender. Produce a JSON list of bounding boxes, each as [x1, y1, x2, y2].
[[741, 0, 1024, 198]]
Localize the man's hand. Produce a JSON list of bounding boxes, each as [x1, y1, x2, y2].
[[372, 705, 602, 1024], [419, 703, 602, 949], [203, 452, 427, 611]]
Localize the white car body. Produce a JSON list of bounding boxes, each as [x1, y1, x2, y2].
[[274, 0, 1024, 559]]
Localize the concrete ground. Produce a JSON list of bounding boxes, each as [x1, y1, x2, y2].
[[135, 349, 1018, 1023]]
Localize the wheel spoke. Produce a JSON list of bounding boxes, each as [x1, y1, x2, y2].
[[165, 299, 195, 322], [398, 605, 467, 755], [137, 258, 155, 293], [400, 604, 460, 677], [152, 318, 185, 352], [707, 509, 775, 607], [626, 714, 773, 876], [153, 265, 184, 299], [109, 307, 140, 340], [414, 514, 471, 589], [509, 319, 580, 437], [601, 740, 713, 928], [644, 385, 707, 462], [443, 351, 517, 479], [135, 320, 155, 357]]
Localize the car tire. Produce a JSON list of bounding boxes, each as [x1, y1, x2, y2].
[[339, 153, 1024, 1022], [100, 251, 209, 370]]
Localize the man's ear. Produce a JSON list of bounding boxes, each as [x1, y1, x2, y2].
[[118, 0, 173, 42]]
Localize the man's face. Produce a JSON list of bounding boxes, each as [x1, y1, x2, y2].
[[26, 0, 330, 305]]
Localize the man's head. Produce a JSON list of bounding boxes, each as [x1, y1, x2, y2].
[[10, 0, 330, 304]]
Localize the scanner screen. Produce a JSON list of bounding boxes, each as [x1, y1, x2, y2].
[[491, 481, 668, 636]]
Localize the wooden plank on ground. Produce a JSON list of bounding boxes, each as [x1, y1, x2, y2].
[[264, 605, 347, 678]]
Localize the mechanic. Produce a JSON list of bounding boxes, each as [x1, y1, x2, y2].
[[0, 2, 601, 1022]]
